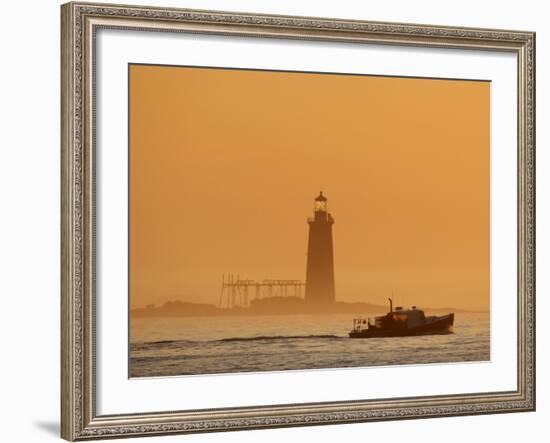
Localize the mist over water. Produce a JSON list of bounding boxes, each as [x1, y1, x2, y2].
[[130, 313, 489, 377]]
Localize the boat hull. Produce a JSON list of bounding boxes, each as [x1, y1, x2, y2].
[[349, 313, 454, 338]]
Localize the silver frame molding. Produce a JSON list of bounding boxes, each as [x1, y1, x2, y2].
[[61, 2, 536, 440]]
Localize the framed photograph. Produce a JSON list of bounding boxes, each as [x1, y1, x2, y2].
[[61, 1, 536, 440]]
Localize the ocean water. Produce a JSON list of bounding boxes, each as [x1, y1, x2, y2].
[[130, 312, 489, 377]]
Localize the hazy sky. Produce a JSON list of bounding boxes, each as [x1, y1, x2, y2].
[[129, 64, 489, 310]]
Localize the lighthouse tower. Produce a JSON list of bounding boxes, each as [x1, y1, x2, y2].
[[305, 192, 336, 305]]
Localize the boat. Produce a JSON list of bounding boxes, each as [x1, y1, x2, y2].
[[348, 298, 454, 338]]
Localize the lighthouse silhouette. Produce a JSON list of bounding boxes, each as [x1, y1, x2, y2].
[[305, 192, 336, 306]]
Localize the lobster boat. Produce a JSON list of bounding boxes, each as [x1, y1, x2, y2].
[[349, 298, 454, 338]]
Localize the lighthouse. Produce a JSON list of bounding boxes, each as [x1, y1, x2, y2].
[[305, 192, 336, 305]]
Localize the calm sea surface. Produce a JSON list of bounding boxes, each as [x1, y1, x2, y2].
[[130, 313, 489, 377]]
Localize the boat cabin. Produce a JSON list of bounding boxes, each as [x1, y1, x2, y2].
[[386, 307, 426, 328], [351, 299, 427, 333]]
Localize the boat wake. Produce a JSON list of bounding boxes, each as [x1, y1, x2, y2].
[[139, 334, 343, 347], [220, 334, 341, 342]]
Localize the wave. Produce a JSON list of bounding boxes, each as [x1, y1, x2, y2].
[[219, 334, 341, 342], [139, 334, 343, 347]]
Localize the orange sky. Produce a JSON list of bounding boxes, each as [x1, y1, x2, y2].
[[129, 64, 490, 311]]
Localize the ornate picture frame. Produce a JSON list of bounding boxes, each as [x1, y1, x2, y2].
[[61, 1, 535, 440]]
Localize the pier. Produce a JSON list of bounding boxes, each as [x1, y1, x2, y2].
[[218, 274, 305, 308]]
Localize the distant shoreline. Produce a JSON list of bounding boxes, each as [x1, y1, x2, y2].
[[131, 298, 488, 318]]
